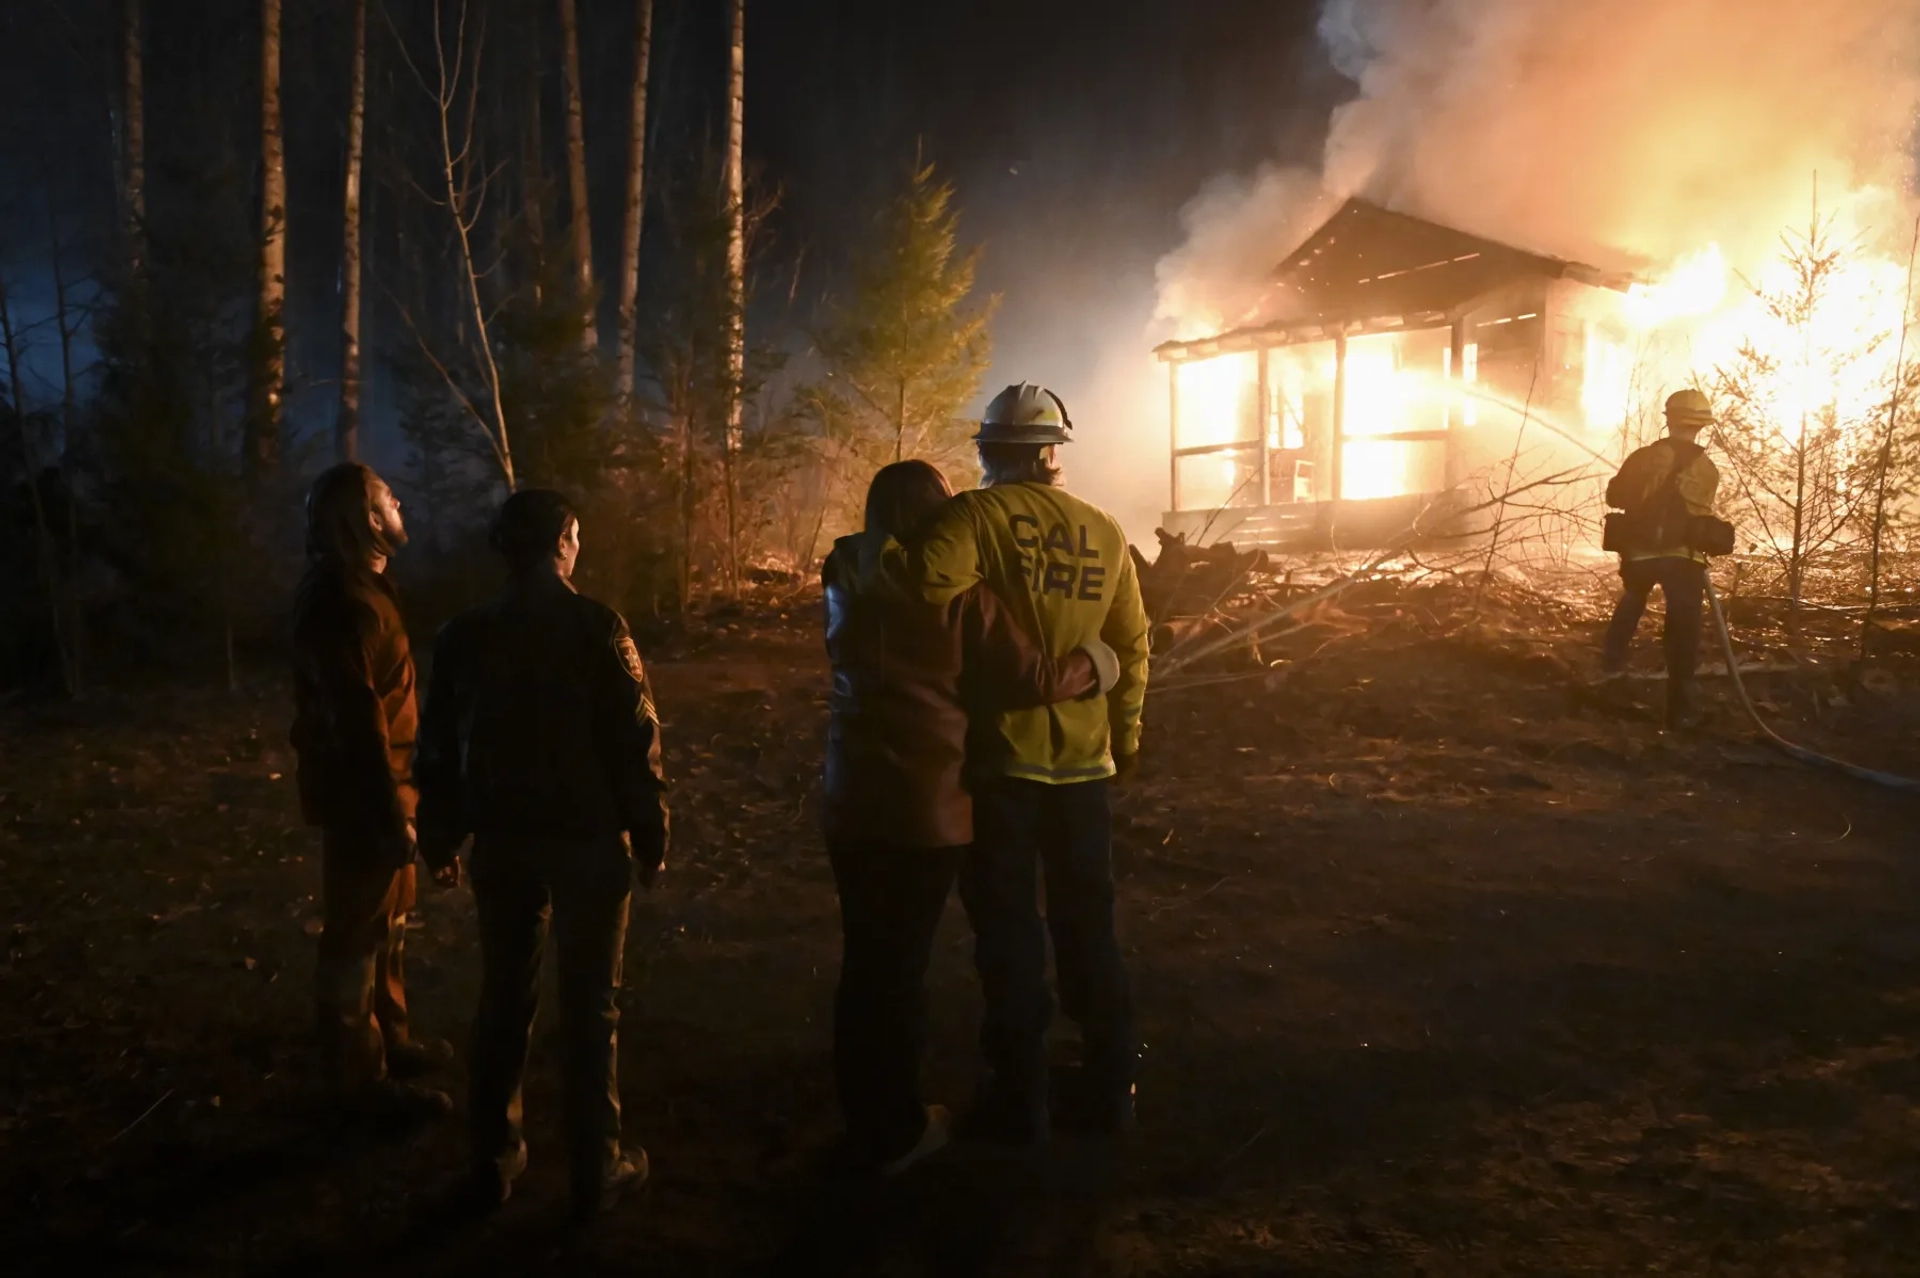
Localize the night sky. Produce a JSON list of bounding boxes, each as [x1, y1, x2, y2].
[[0, 0, 1349, 478]]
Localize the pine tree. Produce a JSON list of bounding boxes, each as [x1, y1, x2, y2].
[[1712, 207, 1888, 632], [799, 160, 996, 529]]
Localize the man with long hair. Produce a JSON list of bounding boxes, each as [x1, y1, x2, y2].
[[904, 383, 1151, 1142], [415, 489, 669, 1218], [289, 463, 454, 1118]]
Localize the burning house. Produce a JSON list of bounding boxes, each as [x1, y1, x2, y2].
[[1155, 198, 1638, 550]]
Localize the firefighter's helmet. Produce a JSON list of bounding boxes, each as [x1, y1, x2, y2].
[[974, 382, 1074, 446], [1665, 388, 1714, 428]]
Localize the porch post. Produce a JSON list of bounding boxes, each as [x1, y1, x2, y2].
[[1446, 320, 1467, 490], [1256, 347, 1271, 506], [1331, 331, 1348, 503]]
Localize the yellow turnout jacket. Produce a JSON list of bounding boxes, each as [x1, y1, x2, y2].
[[1607, 438, 1721, 565], [908, 482, 1149, 784]]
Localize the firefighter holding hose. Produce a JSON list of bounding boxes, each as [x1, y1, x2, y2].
[[903, 382, 1150, 1141], [1600, 388, 1733, 729]]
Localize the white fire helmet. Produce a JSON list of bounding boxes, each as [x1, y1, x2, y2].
[[974, 382, 1074, 446]]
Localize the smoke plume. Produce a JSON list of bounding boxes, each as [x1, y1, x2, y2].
[[1158, 0, 1920, 336]]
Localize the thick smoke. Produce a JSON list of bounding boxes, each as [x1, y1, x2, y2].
[[1158, 0, 1920, 334]]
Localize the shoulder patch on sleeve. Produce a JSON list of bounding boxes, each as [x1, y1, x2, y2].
[[615, 633, 646, 684], [614, 631, 660, 721]]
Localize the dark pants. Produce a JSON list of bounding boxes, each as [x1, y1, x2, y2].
[[959, 778, 1135, 1122], [828, 842, 964, 1162], [468, 833, 632, 1193], [316, 832, 416, 1088], [1603, 556, 1706, 694]]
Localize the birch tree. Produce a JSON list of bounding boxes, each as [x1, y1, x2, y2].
[[389, 0, 516, 488], [721, 0, 745, 593], [519, 0, 546, 306], [338, 0, 368, 462], [559, 0, 596, 349], [244, 0, 286, 478], [122, 0, 146, 282], [615, 0, 653, 406]]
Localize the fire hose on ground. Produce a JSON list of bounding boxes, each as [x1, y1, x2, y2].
[[1703, 576, 1920, 793]]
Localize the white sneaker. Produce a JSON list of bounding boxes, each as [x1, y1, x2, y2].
[[879, 1104, 951, 1177]]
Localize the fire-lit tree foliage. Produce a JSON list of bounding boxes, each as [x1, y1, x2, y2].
[[796, 161, 996, 540], [1709, 209, 1915, 633]]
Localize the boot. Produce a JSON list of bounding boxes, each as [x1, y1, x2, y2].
[[879, 1105, 951, 1177], [573, 1147, 648, 1220], [470, 1138, 528, 1212], [1664, 678, 1704, 731]]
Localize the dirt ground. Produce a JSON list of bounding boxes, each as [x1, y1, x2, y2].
[[6, 589, 1920, 1276]]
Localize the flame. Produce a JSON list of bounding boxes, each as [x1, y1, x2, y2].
[[1625, 244, 1729, 329], [1615, 205, 1910, 449], [1172, 354, 1260, 509], [1340, 334, 1450, 500], [1169, 206, 1914, 523], [1175, 353, 1258, 449]]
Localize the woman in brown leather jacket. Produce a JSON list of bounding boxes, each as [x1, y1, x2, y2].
[[822, 460, 1118, 1173]]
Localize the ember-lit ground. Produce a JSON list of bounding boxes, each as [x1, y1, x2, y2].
[[8, 589, 1920, 1276]]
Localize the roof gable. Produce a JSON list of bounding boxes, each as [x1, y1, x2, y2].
[[1157, 199, 1632, 362], [1258, 199, 1615, 327]]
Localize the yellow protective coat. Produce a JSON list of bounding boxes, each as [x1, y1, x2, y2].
[[907, 482, 1149, 784], [1608, 438, 1722, 565]]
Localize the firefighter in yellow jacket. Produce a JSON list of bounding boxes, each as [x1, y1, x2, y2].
[[1601, 388, 1721, 728], [907, 382, 1150, 1140]]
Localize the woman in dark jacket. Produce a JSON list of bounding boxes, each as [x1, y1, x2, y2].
[[823, 460, 1118, 1173]]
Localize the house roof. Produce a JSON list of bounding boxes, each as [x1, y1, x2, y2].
[[1157, 199, 1632, 362]]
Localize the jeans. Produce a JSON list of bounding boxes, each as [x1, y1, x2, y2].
[[315, 833, 416, 1088], [468, 833, 632, 1194], [828, 841, 964, 1162], [959, 778, 1135, 1121], [1604, 556, 1707, 679]]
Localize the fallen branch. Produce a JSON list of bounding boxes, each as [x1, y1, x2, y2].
[[108, 1088, 175, 1144]]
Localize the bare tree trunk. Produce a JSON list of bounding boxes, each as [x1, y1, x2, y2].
[[0, 279, 75, 696], [673, 342, 696, 611], [246, 0, 287, 478], [123, 0, 146, 279], [722, 0, 745, 595], [1862, 216, 1920, 658], [559, 0, 596, 349], [47, 191, 77, 457], [520, 0, 545, 305], [679, 406, 696, 611], [1786, 182, 1822, 640], [894, 378, 905, 462], [615, 0, 653, 406], [338, 0, 367, 462], [46, 184, 84, 691], [388, 0, 517, 487]]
